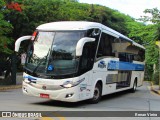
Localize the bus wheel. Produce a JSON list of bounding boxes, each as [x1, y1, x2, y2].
[[89, 83, 102, 104], [130, 80, 137, 93]]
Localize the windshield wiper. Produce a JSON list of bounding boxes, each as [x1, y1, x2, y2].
[[32, 59, 46, 74], [32, 49, 51, 74]]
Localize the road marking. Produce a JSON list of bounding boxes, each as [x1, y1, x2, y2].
[[53, 112, 66, 120], [147, 86, 160, 97], [40, 112, 66, 120], [151, 90, 160, 96], [41, 117, 54, 120]]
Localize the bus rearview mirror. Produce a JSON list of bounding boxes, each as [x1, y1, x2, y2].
[[15, 36, 32, 52], [76, 37, 95, 56]]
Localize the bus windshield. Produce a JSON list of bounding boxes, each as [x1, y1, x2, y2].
[[25, 31, 85, 77]]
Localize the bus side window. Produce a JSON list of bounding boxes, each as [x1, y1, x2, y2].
[[133, 49, 145, 62], [119, 53, 133, 62], [86, 28, 101, 47], [97, 32, 115, 58]]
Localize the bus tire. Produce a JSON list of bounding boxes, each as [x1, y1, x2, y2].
[[130, 79, 137, 93], [88, 83, 102, 104]]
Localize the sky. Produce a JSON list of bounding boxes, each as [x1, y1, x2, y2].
[[79, 0, 160, 19]]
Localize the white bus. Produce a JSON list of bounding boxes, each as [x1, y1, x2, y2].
[[15, 21, 145, 103]]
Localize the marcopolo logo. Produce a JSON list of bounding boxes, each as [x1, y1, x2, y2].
[[98, 60, 106, 68]]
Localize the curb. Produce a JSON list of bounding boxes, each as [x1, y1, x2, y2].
[[150, 82, 160, 95], [0, 85, 22, 91]]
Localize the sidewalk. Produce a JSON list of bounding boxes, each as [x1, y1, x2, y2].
[[0, 73, 23, 91], [151, 82, 160, 95], [0, 85, 22, 91]]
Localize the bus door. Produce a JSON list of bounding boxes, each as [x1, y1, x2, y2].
[[79, 42, 96, 97]]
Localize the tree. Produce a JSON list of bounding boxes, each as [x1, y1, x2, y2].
[[3, 0, 157, 79], [140, 8, 160, 23], [0, 0, 13, 54], [139, 8, 160, 81], [140, 8, 160, 40]]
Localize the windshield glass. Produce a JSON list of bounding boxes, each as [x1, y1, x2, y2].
[[26, 32, 54, 73], [25, 31, 85, 76]]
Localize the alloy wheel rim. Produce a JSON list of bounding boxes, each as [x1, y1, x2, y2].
[[93, 87, 100, 100]]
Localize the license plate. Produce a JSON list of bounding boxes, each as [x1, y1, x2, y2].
[[40, 93, 49, 98]]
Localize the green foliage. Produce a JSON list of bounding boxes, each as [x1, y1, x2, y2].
[[152, 72, 159, 85], [155, 23, 160, 40], [6, 0, 135, 38], [1, 0, 159, 80], [139, 8, 160, 83], [0, 0, 13, 54], [139, 8, 160, 23]]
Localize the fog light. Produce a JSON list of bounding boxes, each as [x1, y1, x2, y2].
[[65, 93, 73, 98], [23, 87, 28, 93]]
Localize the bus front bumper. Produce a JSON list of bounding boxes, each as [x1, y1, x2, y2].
[[22, 81, 80, 102]]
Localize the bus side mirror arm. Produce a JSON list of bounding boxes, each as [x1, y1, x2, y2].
[[76, 37, 95, 56], [15, 36, 32, 52]]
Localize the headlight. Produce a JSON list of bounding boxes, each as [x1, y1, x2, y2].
[[61, 78, 85, 88], [61, 81, 78, 88]]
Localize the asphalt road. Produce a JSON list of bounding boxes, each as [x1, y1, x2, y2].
[[0, 82, 160, 120]]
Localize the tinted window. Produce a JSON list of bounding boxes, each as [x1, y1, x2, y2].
[[133, 49, 145, 62], [119, 53, 134, 62], [97, 32, 116, 58]]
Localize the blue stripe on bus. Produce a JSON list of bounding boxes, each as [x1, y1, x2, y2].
[[24, 76, 37, 82], [108, 61, 145, 71]]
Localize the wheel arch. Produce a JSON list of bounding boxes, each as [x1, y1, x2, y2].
[[97, 80, 103, 89], [88, 79, 103, 104], [134, 77, 138, 85], [92, 79, 103, 96]]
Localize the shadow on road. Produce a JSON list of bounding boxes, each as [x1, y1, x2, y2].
[[101, 90, 135, 102], [32, 99, 88, 108]]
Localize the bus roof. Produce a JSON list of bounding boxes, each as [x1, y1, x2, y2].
[[36, 21, 145, 50], [37, 21, 102, 31]]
